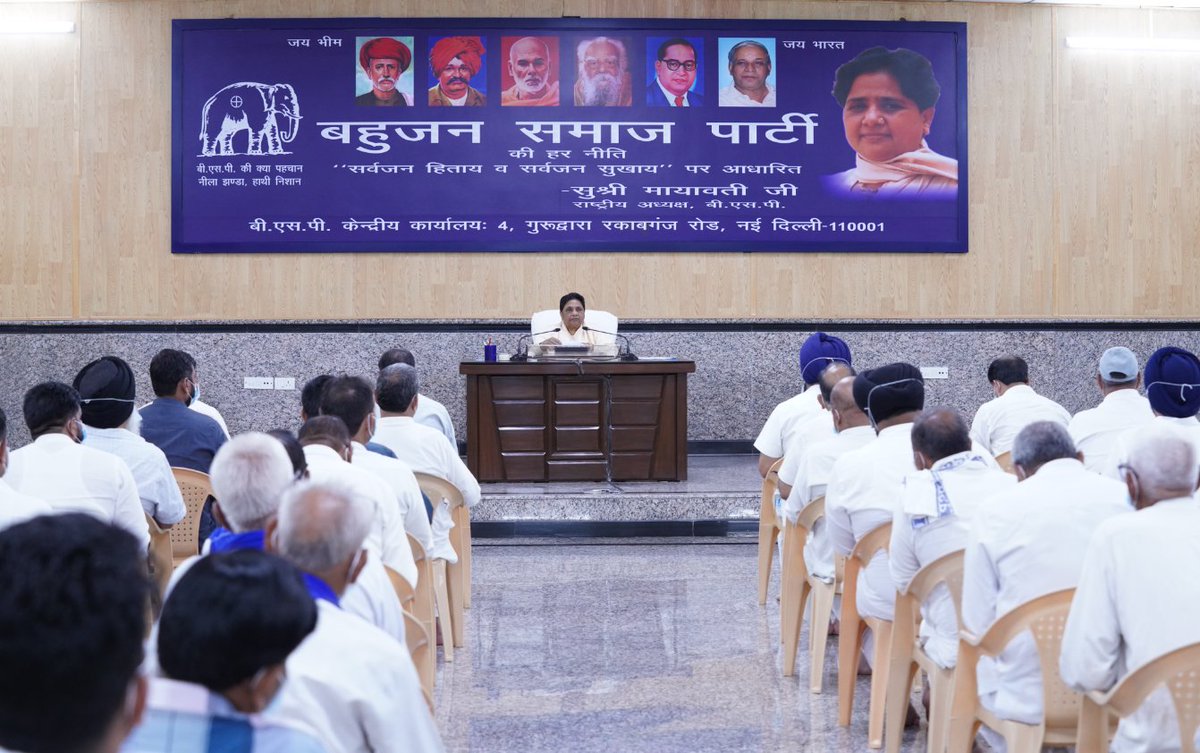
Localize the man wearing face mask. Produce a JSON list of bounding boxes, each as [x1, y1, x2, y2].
[[5, 381, 148, 548], [74, 356, 185, 530], [266, 481, 444, 753], [139, 348, 227, 474], [123, 549, 327, 752]]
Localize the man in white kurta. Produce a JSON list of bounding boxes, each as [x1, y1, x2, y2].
[[374, 364, 481, 563], [1069, 347, 1153, 475], [0, 417, 49, 531], [891, 408, 1017, 668], [7, 382, 148, 549], [1061, 423, 1200, 753], [779, 374, 873, 582], [378, 348, 457, 448], [970, 356, 1071, 458], [755, 332, 852, 477], [1105, 346, 1200, 483], [267, 481, 444, 753], [827, 363, 927, 634], [962, 421, 1129, 739]]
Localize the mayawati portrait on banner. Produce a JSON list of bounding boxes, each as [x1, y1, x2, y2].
[[355, 36, 414, 106], [824, 46, 957, 198]]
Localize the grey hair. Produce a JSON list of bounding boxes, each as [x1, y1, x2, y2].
[[1012, 421, 1077, 471], [275, 481, 373, 573], [727, 39, 771, 68], [1125, 423, 1199, 495], [576, 36, 628, 74], [209, 432, 295, 531], [376, 363, 420, 413]]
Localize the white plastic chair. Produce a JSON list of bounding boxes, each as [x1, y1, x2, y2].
[[530, 308, 618, 340]]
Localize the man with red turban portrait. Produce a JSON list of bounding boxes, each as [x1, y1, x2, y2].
[[428, 36, 487, 106], [357, 37, 412, 106]]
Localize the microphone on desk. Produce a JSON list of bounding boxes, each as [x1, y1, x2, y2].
[[582, 326, 638, 361], [510, 327, 560, 362]]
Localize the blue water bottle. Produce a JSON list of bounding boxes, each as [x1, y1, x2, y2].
[[484, 337, 497, 362]]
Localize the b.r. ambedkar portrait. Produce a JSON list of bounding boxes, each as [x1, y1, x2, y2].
[[501, 36, 560, 106], [573, 36, 633, 107], [355, 36, 414, 106], [824, 46, 958, 198]]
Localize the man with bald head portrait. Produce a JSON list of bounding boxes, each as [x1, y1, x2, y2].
[[502, 36, 559, 106], [574, 36, 632, 107]]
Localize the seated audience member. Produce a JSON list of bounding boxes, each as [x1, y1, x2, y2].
[[0, 408, 49, 531], [962, 421, 1128, 749], [209, 430, 408, 645], [969, 356, 1071, 457], [777, 362, 855, 488], [1107, 346, 1200, 481], [6, 381, 148, 548], [1068, 347, 1153, 474], [301, 373, 396, 459], [267, 428, 308, 480], [379, 348, 457, 448], [374, 363, 481, 563], [139, 348, 226, 472], [266, 481, 445, 753], [755, 332, 853, 477], [123, 550, 326, 752], [320, 376, 436, 561], [0, 514, 150, 753], [778, 371, 871, 584], [1061, 423, 1200, 753], [75, 356, 186, 529], [890, 407, 1016, 668], [826, 363, 927, 658], [298, 415, 418, 586]]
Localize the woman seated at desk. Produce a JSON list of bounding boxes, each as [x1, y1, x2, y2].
[[535, 292, 616, 346]]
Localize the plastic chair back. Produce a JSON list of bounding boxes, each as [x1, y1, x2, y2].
[[145, 513, 174, 599], [757, 458, 783, 605], [413, 472, 468, 649], [169, 467, 213, 563], [401, 609, 435, 712], [531, 309, 560, 335]]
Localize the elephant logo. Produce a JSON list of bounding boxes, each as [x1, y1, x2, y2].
[[199, 82, 301, 156]]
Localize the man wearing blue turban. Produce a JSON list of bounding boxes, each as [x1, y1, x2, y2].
[[754, 332, 852, 477], [1105, 346, 1200, 481]]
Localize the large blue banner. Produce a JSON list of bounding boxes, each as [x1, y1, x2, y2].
[[172, 18, 967, 253]]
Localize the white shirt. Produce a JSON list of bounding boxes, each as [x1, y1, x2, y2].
[[655, 78, 693, 106], [302, 444, 417, 587], [777, 410, 837, 490], [826, 423, 916, 621], [414, 394, 456, 449], [718, 83, 775, 106], [890, 452, 1017, 668], [272, 600, 444, 753], [189, 399, 230, 438], [754, 385, 822, 459], [1105, 414, 1200, 481], [83, 426, 186, 526], [970, 384, 1072, 457], [350, 441, 435, 560], [963, 458, 1129, 725], [7, 433, 149, 548], [1060, 497, 1200, 753], [0, 478, 50, 532], [1069, 390, 1154, 474], [780, 424, 875, 580]]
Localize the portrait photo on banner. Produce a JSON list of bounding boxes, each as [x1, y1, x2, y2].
[[643, 36, 706, 107], [355, 35, 415, 107], [500, 35, 561, 107], [822, 44, 959, 200], [426, 35, 489, 106], [717, 37, 777, 108], [572, 34, 634, 107]]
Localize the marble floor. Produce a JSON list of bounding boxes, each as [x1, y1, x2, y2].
[[433, 539, 930, 752]]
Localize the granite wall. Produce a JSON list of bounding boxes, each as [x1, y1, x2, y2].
[[1, 321, 1196, 448]]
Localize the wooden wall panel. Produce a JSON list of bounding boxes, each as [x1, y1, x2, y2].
[[0, 4, 80, 320], [0, 0, 1195, 321]]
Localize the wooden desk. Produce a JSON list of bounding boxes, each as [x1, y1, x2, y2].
[[459, 359, 696, 482]]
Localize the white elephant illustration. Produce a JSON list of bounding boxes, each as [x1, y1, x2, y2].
[[199, 82, 301, 156]]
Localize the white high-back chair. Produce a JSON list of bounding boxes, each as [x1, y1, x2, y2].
[[530, 309, 618, 341]]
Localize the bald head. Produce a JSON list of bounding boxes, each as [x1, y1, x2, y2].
[[911, 407, 971, 467], [271, 481, 373, 595], [818, 362, 856, 405], [829, 376, 868, 431]]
